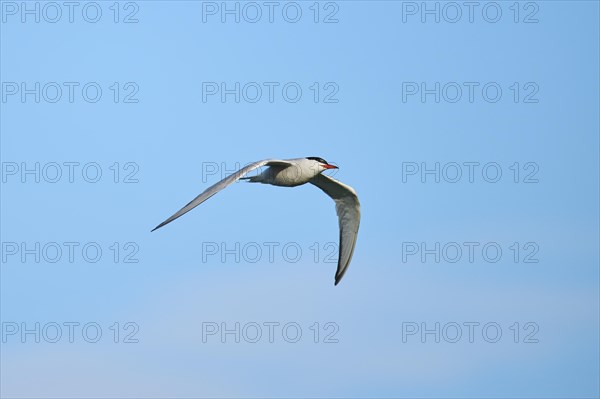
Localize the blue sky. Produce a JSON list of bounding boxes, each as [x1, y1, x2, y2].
[[1, 1, 599, 398]]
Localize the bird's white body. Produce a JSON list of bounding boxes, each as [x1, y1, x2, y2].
[[247, 158, 325, 186], [152, 157, 360, 285]]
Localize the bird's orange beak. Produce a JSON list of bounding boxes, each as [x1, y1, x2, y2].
[[323, 164, 339, 169]]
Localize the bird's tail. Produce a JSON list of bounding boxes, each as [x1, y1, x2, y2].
[[240, 176, 261, 183]]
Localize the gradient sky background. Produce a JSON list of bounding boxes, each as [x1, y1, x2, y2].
[[1, 1, 599, 398]]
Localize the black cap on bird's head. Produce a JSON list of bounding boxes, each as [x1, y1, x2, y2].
[[306, 156, 338, 169]]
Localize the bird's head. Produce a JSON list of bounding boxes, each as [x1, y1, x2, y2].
[[306, 156, 338, 172]]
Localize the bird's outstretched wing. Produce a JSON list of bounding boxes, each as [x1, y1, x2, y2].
[[152, 159, 293, 232], [309, 174, 360, 285]]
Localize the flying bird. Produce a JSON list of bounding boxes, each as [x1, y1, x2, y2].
[[152, 157, 360, 285]]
